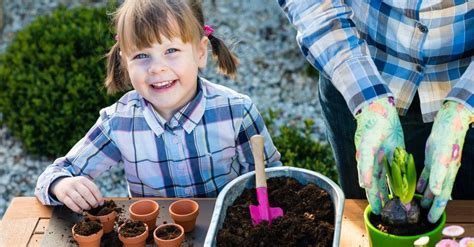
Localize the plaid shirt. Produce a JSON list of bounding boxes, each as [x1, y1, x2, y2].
[[279, 0, 474, 122], [35, 78, 281, 205]]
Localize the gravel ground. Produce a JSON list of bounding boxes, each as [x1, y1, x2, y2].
[[0, 0, 325, 217]]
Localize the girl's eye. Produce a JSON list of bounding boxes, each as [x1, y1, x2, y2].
[[165, 48, 178, 54], [133, 53, 149, 60]]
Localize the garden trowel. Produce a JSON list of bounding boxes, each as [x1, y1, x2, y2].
[[249, 135, 284, 225]]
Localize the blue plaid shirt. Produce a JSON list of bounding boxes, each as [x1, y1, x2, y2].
[[35, 78, 281, 205], [279, 0, 474, 122]]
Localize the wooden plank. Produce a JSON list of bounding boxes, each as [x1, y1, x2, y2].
[[343, 200, 368, 221], [341, 200, 369, 247], [0, 218, 38, 246], [28, 234, 44, 247], [1, 197, 473, 247], [456, 223, 474, 238], [446, 201, 474, 223], [341, 216, 369, 247], [34, 218, 49, 234], [2, 197, 52, 220]]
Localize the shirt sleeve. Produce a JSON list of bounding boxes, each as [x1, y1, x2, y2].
[[235, 96, 282, 174], [278, 0, 392, 114], [35, 115, 122, 205], [446, 61, 474, 113]]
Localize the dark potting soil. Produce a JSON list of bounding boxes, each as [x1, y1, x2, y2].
[[73, 218, 102, 236], [86, 200, 120, 216], [216, 177, 335, 247], [119, 220, 146, 238], [155, 225, 182, 240], [370, 198, 440, 236]]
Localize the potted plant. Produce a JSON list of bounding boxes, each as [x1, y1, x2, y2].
[[85, 199, 118, 234], [72, 218, 103, 247], [169, 199, 199, 232], [364, 147, 446, 247], [154, 223, 185, 247], [118, 219, 149, 247]]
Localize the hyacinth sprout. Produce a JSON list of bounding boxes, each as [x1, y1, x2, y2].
[[381, 147, 420, 226]]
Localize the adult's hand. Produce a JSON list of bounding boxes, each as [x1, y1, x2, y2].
[[355, 97, 405, 214], [417, 101, 473, 223]]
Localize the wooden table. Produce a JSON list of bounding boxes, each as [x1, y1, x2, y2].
[[1, 197, 473, 247]]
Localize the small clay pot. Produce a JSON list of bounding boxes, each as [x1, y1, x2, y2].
[[169, 199, 199, 232], [153, 223, 185, 247], [72, 220, 104, 247], [85, 210, 117, 234], [118, 220, 149, 247], [129, 199, 160, 231]]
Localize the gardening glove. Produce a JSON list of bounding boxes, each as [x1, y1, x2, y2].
[[417, 101, 474, 223], [355, 97, 405, 215]]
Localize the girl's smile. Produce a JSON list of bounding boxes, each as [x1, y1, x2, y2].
[[150, 79, 178, 91]]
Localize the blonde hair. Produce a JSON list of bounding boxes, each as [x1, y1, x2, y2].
[[105, 0, 239, 94]]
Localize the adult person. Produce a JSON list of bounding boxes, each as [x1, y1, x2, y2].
[[278, 0, 473, 223]]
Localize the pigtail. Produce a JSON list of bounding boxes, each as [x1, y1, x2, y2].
[[105, 43, 130, 94], [208, 34, 239, 79]]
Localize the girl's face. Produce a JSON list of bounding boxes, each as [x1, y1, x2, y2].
[[124, 36, 208, 120]]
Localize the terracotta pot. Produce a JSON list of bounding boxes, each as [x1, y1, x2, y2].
[[85, 210, 117, 234], [72, 223, 104, 247], [129, 199, 160, 231], [169, 199, 199, 232], [153, 223, 185, 247], [118, 222, 149, 247]]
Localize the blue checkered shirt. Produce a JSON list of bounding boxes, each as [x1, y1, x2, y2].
[[35, 78, 282, 205], [279, 0, 474, 122]]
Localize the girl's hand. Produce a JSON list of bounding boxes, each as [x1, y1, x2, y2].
[[355, 97, 405, 214], [50, 176, 103, 213], [417, 101, 473, 223]]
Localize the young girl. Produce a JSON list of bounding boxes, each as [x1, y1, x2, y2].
[[35, 0, 281, 213]]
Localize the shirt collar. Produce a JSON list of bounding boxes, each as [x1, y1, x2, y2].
[[169, 77, 206, 134], [140, 77, 206, 136]]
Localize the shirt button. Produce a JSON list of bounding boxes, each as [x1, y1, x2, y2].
[[173, 137, 179, 144], [417, 23, 428, 33], [416, 65, 423, 73]]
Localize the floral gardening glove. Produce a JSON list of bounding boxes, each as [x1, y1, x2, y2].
[[355, 97, 405, 214], [417, 101, 473, 223]]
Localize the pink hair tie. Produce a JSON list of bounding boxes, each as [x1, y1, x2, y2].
[[204, 25, 214, 37]]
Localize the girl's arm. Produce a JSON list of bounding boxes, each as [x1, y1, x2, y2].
[[35, 116, 122, 207], [235, 97, 282, 174]]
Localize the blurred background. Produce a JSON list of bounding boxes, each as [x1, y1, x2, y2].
[[0, 0, 336, 217]]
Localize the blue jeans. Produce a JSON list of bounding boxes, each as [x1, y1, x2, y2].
[[318, 75, 474, 199]]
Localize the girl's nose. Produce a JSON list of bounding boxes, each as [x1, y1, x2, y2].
[[148, 59, 167, 74]]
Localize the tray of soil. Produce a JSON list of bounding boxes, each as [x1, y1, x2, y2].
[[205, 166, 344, 247], [41, 198, 216, 246], [72, 218, 103, 247]]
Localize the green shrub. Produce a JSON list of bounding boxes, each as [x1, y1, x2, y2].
[[0, 6, 120, 158], [264, 109, 339, 183]]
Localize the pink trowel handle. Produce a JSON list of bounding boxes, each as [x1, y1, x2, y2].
[[249, 135, 284, 225], [250, 135, 267, 189]]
